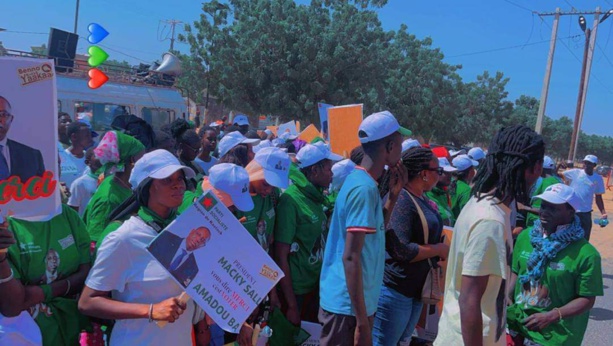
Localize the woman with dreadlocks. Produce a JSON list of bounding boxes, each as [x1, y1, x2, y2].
[[436, 125, 545, 346], [373, 147, 449, 346]]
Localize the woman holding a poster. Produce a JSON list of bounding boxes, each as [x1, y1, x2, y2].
[[0, 205, 93, 345], [78, 150, 210, 345]]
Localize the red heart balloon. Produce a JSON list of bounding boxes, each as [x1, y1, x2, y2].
[[88, 68, 109, 89]]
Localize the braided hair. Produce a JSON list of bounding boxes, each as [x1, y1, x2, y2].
[[170, 118, 200, 155], [471, 125, 545, 204], [401, 147, 435, 181]]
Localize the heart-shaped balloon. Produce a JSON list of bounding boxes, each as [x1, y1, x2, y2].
[[88, 69, 109, 89], [87, 23, 109, 44], [87, 46, 109, 67]]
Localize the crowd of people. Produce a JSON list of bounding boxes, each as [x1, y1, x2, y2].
[[0, 109, 607, 346]]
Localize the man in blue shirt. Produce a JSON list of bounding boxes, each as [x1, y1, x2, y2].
[[319, 111, 410, 346]]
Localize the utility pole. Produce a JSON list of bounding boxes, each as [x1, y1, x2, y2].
[[535, 7, 560, 134], [572, 8, 601, 161], [163, 20, 183, 51], [568, 26, 591, 162], [74, 0, 80, 34]]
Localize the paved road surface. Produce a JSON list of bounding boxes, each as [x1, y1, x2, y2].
[[581, 187, 613, 345]]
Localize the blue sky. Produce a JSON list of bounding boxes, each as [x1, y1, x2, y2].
[[1, 0, 612, 136]]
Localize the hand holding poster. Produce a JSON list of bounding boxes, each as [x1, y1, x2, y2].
[[0, 57, 61, 221], [147, 190, 284, 333]]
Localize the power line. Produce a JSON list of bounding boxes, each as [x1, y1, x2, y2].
[[502, 0, 536, 14], [446, 34, 580, 58], [539, 16, 613, 94], [3, 30, 48, 35]]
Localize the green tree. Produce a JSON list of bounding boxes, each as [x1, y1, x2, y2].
[[30, 44, 47, 56], [174, 53, 209, 105]]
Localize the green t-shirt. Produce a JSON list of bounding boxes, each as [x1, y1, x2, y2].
[[274, 178, 328, 295], [451, 179, 471, 219], [234, 189, 280, 254], [525, 176, 563, 228], [426, 187, 454, 226], [8, 204, 92, 345], [508, 228, 604, 345], [83, 176, 132, 242]]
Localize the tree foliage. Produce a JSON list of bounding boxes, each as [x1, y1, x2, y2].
[[180, 0, 612, 163]]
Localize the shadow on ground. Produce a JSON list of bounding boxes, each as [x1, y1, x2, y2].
[[590, 307, 613, 321]]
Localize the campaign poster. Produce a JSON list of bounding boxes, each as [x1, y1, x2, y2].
[[147, 190, 284, 333], [278, 120, 298, 136], [0, 57, 61, 221], [317, 103, 333, 140], [298, 124, 322, 144], [328, 104, 363, 158]]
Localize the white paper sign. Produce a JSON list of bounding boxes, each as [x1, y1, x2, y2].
[[147, 189, 284, 333], [0, 57, 61, 221], [278, 120, 298, 136]]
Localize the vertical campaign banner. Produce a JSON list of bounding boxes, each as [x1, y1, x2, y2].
[[317, 103, 333, 140], [0, 57, 60, 221], [147, 190, 284, 333], [328, 104, 363, 158]]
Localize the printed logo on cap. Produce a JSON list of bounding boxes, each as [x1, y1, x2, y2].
[[274, 160, 287, 171], [241, 184, 248, 193]]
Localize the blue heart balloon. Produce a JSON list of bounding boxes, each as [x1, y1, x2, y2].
[[87, 23, 109, 44]]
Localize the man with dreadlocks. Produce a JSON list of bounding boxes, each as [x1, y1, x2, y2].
[[436, 125, 545, 346], [507, 183, 602, 346]]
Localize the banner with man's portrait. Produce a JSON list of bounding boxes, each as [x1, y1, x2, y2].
[[0, 57, 61, 221], [147, 190, 284, 333]]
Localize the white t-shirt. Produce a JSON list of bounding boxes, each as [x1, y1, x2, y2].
[[67, 173, 98, 217], [60, 149, 87, 188], [86, 216, 196, 346], [563, 169, 606, 212], [194, 156, 218, 175], [0, 312, 42, 346], [436, 196, 512, 346]]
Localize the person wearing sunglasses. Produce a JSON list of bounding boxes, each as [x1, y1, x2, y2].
[[170, 119, 205, 191], [372, 146, 448, 345]]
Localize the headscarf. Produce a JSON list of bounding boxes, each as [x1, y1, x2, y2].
[[94, 131, 145, 174]]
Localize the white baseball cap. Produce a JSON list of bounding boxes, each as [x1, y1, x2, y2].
[[279, 131, 298, 141], [439, 157, 458, 173], [218, 131, 260, 157], [330, 159, 356, 193], [583, 155, 598, 164], [207, 163, 254, 212], [253, 147, 291, 188], [233, 114, 249, 126], [449, 149, 466, 157], [402, 139, 420, 152], [264, 129, 273, 136], [452, 154, 479, 171], [129, 149, 196, 189], [209, 121, 221, 127], [253, 139, 272, 153], [296, 142, 343, 168], [468, 147, 486, 161], [543, 156, 555, 170], [358, 111, 412, 143], [534, 183, 581, 211]]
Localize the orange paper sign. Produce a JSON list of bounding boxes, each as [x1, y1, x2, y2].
[[298, 124, 322, 143], [328, 104, 363, 157]]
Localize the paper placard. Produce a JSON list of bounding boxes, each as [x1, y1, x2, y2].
[[328, 104, 363, 158], [147, 190, 284, 333], [278, 121, 298, 136], [317, 103, 333, 140], [0, 57, 61, 221], [298, 124, 322, 144]]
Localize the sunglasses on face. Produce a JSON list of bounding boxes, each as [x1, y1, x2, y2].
[[183, 143, 201, 153]]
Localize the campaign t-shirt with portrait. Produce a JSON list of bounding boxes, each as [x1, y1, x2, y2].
[[319, 167, 385, 317], [234, 189, 280, 254], [508, 228, 603, 346], [7, 204, 92, 346], [275, 176, 328, 295], [83, 176, 132, 242], [436, 196, 512, 346], [563, 169, 606, 212]]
